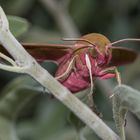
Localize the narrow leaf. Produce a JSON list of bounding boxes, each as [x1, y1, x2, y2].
[[112, 85, 140, 140]]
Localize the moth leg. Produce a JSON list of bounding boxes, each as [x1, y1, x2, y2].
[[100, 66, 121, 85], [115, 68, 121, 85], [99, 66, 121, 98], [55, 55, 77, 81]]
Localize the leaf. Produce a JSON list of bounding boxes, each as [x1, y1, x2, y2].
[[112, 85, 140, 140], [8, 16, 29, 37], [0, 61, 58, 140], [112, 92, 127, 140], [0, 76, 38, 140]]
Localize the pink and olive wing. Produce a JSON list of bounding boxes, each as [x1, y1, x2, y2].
[[109, 47, 138, 66], [22, 43, 72, 63], [0, 43, 72, 63]]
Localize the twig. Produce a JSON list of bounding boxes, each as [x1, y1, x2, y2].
[[40, 0, 80, 37], [0, 6, 120, 140]]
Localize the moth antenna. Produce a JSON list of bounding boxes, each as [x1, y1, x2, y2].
[[85, 54, 94, 95], [62, 38, 96, 48], [111, 38, 140, 46]]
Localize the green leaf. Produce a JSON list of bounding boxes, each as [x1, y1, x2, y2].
[[112, 85, 140, 140], [112, 92, 127, 140], [8, 16, 29, 37], [0, 61, 60, 140], [0, 76, 38, 140]]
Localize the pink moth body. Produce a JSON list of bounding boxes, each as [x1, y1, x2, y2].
[[55, 41, 115, 93]]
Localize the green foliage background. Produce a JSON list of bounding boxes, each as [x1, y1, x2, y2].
[[0, 0, 140, 140]]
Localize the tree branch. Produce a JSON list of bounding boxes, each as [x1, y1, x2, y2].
[[40, 0, 80, 37]]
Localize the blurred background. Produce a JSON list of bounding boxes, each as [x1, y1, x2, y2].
[[0, 0, 140, 140]]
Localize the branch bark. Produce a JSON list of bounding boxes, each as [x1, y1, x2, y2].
[[0, 6, 119, 140]]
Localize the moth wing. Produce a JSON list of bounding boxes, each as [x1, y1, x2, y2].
[[0, 43, 72, 63], [109, 47, 138, 66], [22, 43, 72, 63]]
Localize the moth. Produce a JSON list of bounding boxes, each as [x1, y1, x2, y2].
[[0, 33, 138, 94]]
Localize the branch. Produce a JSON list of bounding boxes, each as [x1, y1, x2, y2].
[[40, 0, 80, 37], [0, 6, 119, 140]]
